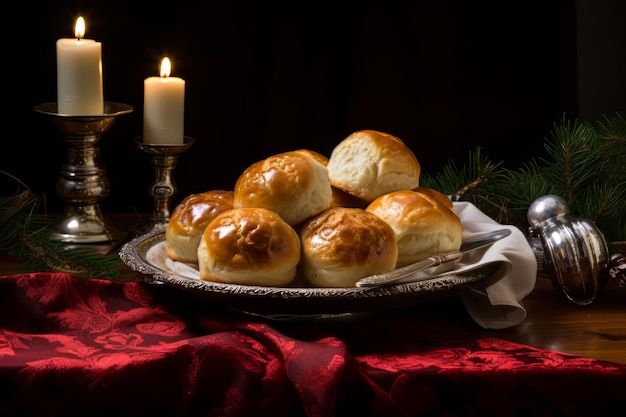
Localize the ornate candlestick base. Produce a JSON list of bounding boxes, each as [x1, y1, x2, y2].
[[34, 102, 133, 244], [134, 136, 195, 234]]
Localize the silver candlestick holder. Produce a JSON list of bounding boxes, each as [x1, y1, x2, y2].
[[134, 136, 195, 233], [34, 102, 134, 244]]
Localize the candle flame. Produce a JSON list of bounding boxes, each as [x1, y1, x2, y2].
[[75, 16, 86, 39], [160, 57, 172, 78]]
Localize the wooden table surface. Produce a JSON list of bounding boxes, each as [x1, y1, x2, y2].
[[2, 213, 626, 365], [483, 277, 626, 364]]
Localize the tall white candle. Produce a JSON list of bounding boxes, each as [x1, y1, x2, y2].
[[143, 57, 185, 144], [56, 17, 104, 115]]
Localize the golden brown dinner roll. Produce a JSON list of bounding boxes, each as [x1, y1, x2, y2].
[[295, 150, 369, 208], [413, 186, 455, 212], [299, 207, 398, 287], [366, 190, 463, 267], [294, 148, 329, 166], [327, 130, 421, 202], [197, 207, 301, 286], [165, 190, 234, 263], [233, 151, 333, 226]]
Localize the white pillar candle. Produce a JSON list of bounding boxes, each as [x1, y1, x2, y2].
[[143, 57, 185, 145], [56, 17, 104, 115]]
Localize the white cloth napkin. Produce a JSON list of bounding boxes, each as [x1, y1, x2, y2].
[[451, 201, 537, 329]]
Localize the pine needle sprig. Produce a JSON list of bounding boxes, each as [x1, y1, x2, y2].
[[597, 112, 626, 150], [596, 113, 626, 186], [421, 147, 524, 225], [421, 147, 504, 199], [421, 114, 626, 243], [11, 227, 122, 280], [0, 172, 48, 249], [498, 161, 552, 211], [573, 180, 626, 243], [540, 117, 606, 201]]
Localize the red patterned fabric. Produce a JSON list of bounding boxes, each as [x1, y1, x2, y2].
[[1, 273, 624, 416]]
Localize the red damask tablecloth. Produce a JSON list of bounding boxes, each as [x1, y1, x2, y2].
[[1, 272, 625, 417]]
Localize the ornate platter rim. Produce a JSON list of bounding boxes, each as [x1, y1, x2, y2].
[[119, 230, 499, 316]]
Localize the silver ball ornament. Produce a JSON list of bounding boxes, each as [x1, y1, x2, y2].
[[526, 194, 612, 305], [527, 194, 570, 227]]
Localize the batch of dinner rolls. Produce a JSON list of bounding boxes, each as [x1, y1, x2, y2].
[[165, 129, 463, 288]]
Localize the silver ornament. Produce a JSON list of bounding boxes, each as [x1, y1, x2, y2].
[[608, 253, 626, 287], [527, 194, 570, 227], [527, 195, 610, 305]]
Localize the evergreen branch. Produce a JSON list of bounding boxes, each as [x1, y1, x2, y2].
[[573, 180, 626, 243], [596, 114, 626, 191], [421, 147, 504, 199], [0, 173, 47, 249], [540, 117, 605, 200], [597, 112, 626, 148], [498, 161, 553, 212], [421, 114, 625, 242], [10, 227, 122, 280]]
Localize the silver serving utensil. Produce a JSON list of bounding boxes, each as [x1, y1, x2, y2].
[[355, 228, 512, 287]]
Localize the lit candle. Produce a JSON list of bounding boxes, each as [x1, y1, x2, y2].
[[56, 17, 104, 115], [143, 57, 185, 144]]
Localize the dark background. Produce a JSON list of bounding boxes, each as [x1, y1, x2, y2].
[[2, 0, 625, 214]]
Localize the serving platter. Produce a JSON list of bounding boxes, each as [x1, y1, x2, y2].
[[119, 230, 502, 318]]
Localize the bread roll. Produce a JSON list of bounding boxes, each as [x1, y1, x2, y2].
[[295, 149, 369, 209], [165, 190, 234, 263], [294, 148, 329, 166], [366, 190, 462, 267], [234, 151, 333, 226], [299, 207, 398, 287], [197, 207, 301, 286], [327, 130, 421, 202], [413, 186, 455, 212]]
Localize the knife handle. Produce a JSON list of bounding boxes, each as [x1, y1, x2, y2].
[[355, 252, 462, 287]]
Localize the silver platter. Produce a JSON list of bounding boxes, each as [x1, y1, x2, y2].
[[119, 230, 499, 319]]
